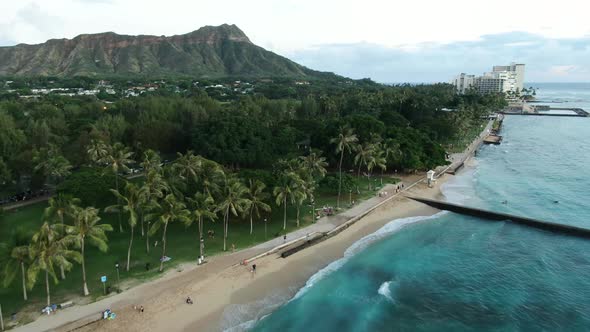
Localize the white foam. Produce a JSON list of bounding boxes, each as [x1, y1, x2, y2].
[[378, 281, 394, 302], [292, 212, 446, 300], [223, 212, 448, 331]]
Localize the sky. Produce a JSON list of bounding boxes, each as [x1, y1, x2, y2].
[[1, 0, 590, 82]]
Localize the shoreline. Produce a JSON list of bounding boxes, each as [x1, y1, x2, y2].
[[192, 175, 450, 331], [80, 176, 449, 332], [12, 120, 491, 332]]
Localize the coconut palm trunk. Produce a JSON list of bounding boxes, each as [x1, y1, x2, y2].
[[127, 225, 134, 272], [59, 214, 66, 280], [337, 150, 344, 208], [140, 212, 144, 237], [296, 204, 300, 227], [198, 216, 204, 259], [159, 222, 169, 272], [250, 206, 254, 235], [146, 221, 150, 253], [357, 164, 362, 193], [45, 270, 51, 306], [21, 262, 27, 301], [81, 237, 89, 296], [223, 207, 229, 251], [115, 175, 123, 232], [283, 197, 287, 230]]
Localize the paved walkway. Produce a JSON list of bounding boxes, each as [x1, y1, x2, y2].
[[442, 119, 493, 175], [12, 180, 415, 332]]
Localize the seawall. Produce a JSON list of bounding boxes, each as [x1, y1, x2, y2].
[[407, 197, 590, 239]]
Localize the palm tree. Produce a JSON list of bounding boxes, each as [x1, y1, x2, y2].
[[303, 179, 317, 222], [28, 222, 82, 306], [33, 145, 72, 187], [364, 149, 383, 190], [273, 172, 301, 230], [354, 142, 374, 192], [140, 149, 162, 174], [383, 138, 401, 168], [197, 158, 225, 197], [245, 179, 271, 235], [372, 149, 387, 187], [86, 139, 109, 166], [106, 182, 141, 272], [216, 177, 249, 251], [171, 151, 201, 193], [65, 207, 113, 296], [299, 151, 328, 180], [330, 127, 358, 208], [148, 194, 191, 272], [299, 152, 327, 222], [105, 142, 134, 232], [140, 171, 168, 252], [2, 242, 30, 301], [186, 193, 217, 260], [293, 185, 307, 227], [44, 194, 80, 280]]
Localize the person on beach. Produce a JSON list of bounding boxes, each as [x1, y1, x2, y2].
[[283, 234, 287, 243], [140, 306, 144, 313], [252, 264, 257, 274], [186, 297, 193, 304]]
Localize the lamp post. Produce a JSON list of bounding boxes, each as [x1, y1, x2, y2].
[[115, 263, 120, 292], [264, 218, 268, 239]]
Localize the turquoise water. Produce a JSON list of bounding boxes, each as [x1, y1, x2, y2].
[[250, 84, 590, 331]]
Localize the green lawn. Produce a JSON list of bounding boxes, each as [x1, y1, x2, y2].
[[0, 174, 398, 321]]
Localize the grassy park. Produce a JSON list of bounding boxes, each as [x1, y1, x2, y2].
[[0, 173, 398, 321]]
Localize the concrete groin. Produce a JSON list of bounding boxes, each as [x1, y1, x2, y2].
[[408, 196, 590, 239]]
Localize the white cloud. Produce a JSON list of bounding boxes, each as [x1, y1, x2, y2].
[[289, 33, 590, 83], [1, 0, 590, 50], [549, 65, 577, 76]]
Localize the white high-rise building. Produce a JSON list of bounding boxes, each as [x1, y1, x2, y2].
[[452, 63, 525, 95], [492, 63, 525, 93], [452, 73, 475, 94]]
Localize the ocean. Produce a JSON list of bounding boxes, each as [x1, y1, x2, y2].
[[249, 83, 590, 331]]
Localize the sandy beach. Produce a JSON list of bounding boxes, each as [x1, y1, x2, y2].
[[13, 128, 486, 332], [64, 174, 448, 332]]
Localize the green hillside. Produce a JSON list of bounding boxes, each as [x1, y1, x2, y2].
[[0, 24, 333, 78]]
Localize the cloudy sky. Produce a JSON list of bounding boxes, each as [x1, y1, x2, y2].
[[1, 0, 590, 82]]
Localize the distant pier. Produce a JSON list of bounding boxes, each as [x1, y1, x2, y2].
[[502, 103, 589, 117], [408, 196, 590, 239]]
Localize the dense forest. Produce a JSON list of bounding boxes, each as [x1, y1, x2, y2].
[[0, 81, 505, 194]]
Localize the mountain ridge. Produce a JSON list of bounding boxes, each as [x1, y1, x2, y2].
[[0, 24, 333, 78]]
